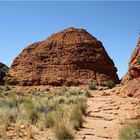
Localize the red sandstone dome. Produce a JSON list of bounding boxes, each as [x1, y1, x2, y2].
[[7, 27, 119, 86]]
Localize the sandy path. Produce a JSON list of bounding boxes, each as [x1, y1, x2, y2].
[[76, 90, 140, 140]]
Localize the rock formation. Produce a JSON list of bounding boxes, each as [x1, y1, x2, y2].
[[7, 27, 119, 86], [122, 37, 140, 83], [0, 62, 9, 85], [121, 37, 140, 97], [121, 77, 140, 98]]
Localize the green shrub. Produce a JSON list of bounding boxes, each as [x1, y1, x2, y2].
[[119, 121, 140, 140], [106, 80, 115, 88], [18, 98, 33, 105], [88, 82, 96, 90]]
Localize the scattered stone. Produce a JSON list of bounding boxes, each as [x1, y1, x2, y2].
[[24, 132, 27, 136], [82, 136, 86, 139], [19, 132, 24, 137], [114, 106, 120, 110], [127, 93, 134, 97], [114, 112, 118, 115], [20, 125, 25, 129], [7, 132, 13, 137], [104, 118, 114, 121], [7, 127, 14, 131]]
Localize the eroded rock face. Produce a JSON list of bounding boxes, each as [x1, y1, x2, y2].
[[121, 37, 140, 97], [0, 62, 9, 85], [122, 37, 140, 83], [121, 78, 140, 98], [7, 27, 119, 86]]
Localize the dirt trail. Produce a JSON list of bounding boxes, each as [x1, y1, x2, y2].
[[76, 89, 140, 140]]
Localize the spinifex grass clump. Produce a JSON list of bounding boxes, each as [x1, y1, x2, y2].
[[84, 90, 92, 97], [119, 121, 140, 140], [88, 82, 96, 90], [70, 105, 84, 130], [0, 87, 87, 139], [0, 109, 8, 138], [53, 121, 74, 140]]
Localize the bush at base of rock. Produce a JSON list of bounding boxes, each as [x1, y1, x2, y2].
[[88, 82, 96, 90], [106, 80, 115, 89]]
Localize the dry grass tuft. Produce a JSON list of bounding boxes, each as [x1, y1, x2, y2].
[[119, 120, 140, 140], [53, 120, 74, 140]]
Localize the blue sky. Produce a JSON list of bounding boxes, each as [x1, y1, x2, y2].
[[0, 1, 140, 78]]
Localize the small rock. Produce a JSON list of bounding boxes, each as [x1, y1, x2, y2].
[[82, 136, 86, 139], [115, 107, 120, 110], [114, 112, 118, 115], [39, 132, 42, 135], [20, 125, 25, 129], [19, 132, 24, 137], [127, 93, 133, 97], [7, 132, 13, 137], [24, 132, 27, 136], [7, 127, 14, 131]]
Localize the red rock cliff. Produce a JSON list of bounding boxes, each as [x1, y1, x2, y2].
[[122, 37, 140, 83]]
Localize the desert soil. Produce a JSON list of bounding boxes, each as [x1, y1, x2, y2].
[[75, 88, 140, 140]]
